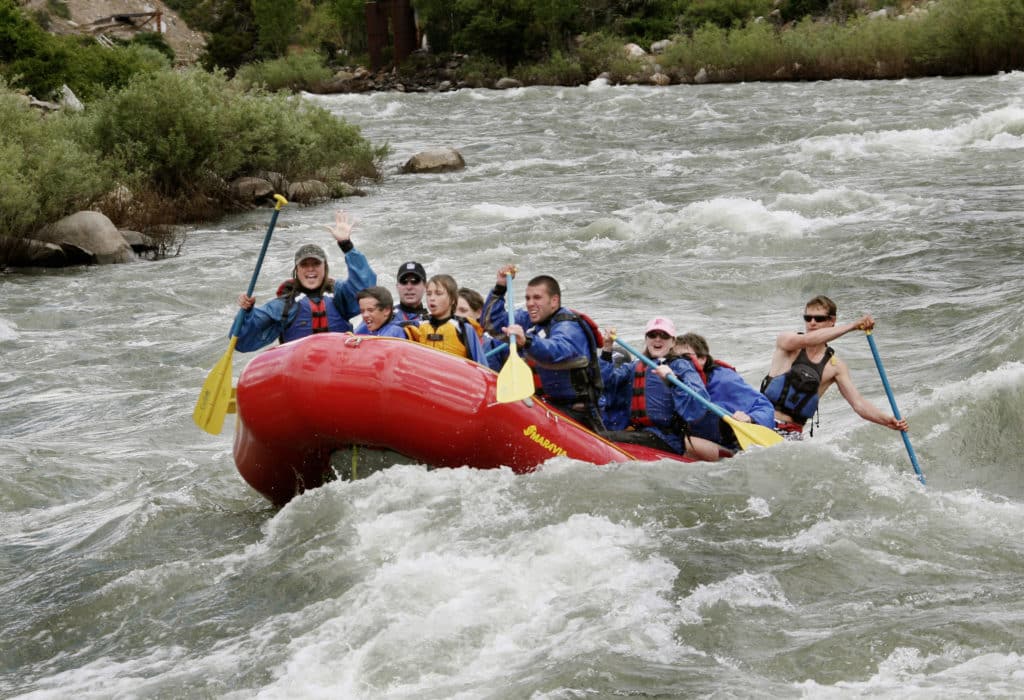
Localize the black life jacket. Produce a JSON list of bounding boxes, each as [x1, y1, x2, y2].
[[760, 346, 835, 424], [529, 309, 604, 405]]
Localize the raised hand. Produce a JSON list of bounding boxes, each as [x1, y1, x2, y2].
[[326, 210, 355, 243]]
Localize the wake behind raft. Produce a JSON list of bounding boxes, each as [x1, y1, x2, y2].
[[233, 334, 693, 506]]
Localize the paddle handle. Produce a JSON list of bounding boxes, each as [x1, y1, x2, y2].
[[614, 337, 728, 420], [506, 273, 514, 330], [229, 194, 287, 339], [865, 330, 925, 484]]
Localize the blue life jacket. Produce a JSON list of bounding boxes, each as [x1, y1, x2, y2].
[[354, 318, 407, 338], [761, 346, 835, 424], [683, 354, 775, 446], [394, 304, 428, 326], [520, 308, 603, 406], [280, 292, 354, 342], [600, 354, 710, 454]]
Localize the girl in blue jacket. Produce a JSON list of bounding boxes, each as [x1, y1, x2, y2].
[[235, 210, 376, 351]]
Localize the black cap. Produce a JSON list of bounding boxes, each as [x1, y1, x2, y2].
[[397, 261, 426, 283]]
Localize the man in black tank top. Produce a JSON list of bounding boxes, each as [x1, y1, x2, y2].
[[761, 295, 909, 437]]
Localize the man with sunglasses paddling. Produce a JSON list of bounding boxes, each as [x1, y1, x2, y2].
[[760, 295, 909, 438]]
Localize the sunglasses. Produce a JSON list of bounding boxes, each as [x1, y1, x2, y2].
[[803, 314, 834, 322], [399, 277, 423, 285], [646, 331, 672, 340]]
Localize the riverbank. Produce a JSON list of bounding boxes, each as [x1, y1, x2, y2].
[[256, 1, 1024, 95]]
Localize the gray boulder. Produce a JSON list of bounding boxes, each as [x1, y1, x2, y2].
[[400, 147, 466, 174], [230, 176, 275, 203], [34, 211, 135, 264], [287, 180, 331, 204], [0, 237, 70, 268], [119, 229, 161, 258]]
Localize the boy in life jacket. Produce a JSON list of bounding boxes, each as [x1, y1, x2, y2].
[[598, 318, 722, 462], [674, 332, 775, 450], [404, 274, 486, 364], [760, 295, 909, 438], [355, 286, 406, 338], [235, 210, 376, 351], [487, 266, 606, 433]]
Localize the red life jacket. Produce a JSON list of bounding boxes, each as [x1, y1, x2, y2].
[[684, 354, 735, 386], [309, 298, 329, 333], [630, 363, 653, 427], [571, 309, 603, 348]]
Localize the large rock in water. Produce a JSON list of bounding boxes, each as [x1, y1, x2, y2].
[[33, 211, 135, 264], [400, 147, 466, 174], [0, 237, 72, 268]]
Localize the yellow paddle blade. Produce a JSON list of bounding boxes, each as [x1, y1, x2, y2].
[[193, 337, 238, 435], [496, 342, 535, 403], [724, 415, 784, 450]]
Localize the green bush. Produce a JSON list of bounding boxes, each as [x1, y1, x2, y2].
[[513, 51, 585, 86], [679, 0, 772, 33], [910, 0, 1024, 75], [62, 41, 170, 99], [778, 0, 831, 23], [80, 69, 383, 197], [0, 81, 112, 238], [234, 51, 333, 92], [128, 32, 176, 63], [251, 0, 299, 58], [576, 32, 644, 81], [46, 0, 70, 20], [458, 55, 505, 87], [0, 0, 49, 62], [1, 0, 168, 100]]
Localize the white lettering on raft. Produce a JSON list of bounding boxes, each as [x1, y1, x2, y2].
[[523, 424, 568, 457]]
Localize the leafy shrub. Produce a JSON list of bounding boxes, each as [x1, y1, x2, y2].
[[458, 54, 505, 87], [46, 0, 70, 20], [679, 0, 773, 33], [778, 0, 831, 23], [0, 0, 48, 62], [576, 32, 644, 81], [128, 32, 175, 63], [513, 51, 585, 86], [251, 0, 299, 58], [62, 41, 170, 99], [909, 0, 1024, 75], [0, 81, 112, 238], [1, 0, 168, 100], [234, 51, 333, 92], [80, 69, 383, 198]]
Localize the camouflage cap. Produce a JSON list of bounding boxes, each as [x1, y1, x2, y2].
[[294, 243, 327, 264]]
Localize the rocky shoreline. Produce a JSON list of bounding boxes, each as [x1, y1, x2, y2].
[[3, 147, 468, 269], [307, 46, 737, 95]]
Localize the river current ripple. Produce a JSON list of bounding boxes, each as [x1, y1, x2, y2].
[[2, 73, 1023, 698]]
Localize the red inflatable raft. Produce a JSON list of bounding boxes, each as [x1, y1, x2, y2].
[[233, 334, 691, 506]]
